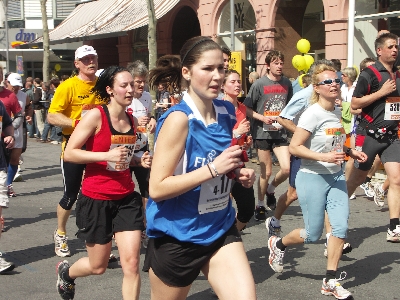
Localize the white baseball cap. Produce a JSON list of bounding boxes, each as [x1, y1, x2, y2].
[[7, 73, 23, 87], [75, 45, 97, 60]]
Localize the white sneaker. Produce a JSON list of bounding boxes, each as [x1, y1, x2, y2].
[[373, 183, 386, 208], [268, 236, 285, 273], [387, 225, 400, 242], [321, 272, 352, 299], [0, 252, 15, 274], [13, 172, 23, 182], [54, 230, 71, 257], [360, 182, 375, 198], [51, 140, 61, 145], [349, 193, 356, 200]]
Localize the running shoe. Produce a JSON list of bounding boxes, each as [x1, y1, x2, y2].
[[266, 192, 276, 210], [54, 230, 71, 257], [359, 182, 375, 198], [7, 185, 16, 198], [56, 260, 75, 300], [349, 193, 356, 200], [254, 205, 267, 221], [13, 173, 23, 182], [373, 183, 386, 208], [387, 225, 400, 242], [267, 236, 285, 273], [321, 272, 352, 299], [324, 242, 352, 258], [0, 252, 15, 274], [265, 217, 281, 238]]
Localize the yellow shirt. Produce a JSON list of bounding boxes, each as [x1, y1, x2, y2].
[[48, 76, 106, 135]]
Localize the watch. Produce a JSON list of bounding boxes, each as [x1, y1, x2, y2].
[[345, 148, 352, 156]]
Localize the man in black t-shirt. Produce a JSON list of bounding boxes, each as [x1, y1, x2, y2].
[[347, 32, 400, 242]]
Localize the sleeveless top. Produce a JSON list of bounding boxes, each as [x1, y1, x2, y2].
[[82, 105, 136, 200], [146, 94, 237, 246]]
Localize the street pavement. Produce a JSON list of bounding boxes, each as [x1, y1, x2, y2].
[[0, 139, 399, 300]]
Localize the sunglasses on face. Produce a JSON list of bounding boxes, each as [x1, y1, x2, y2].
[[316, 78, 341, 86]]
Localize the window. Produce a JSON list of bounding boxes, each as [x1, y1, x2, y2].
[[24, 0, 52, 18], [55, 0, 81, 19]]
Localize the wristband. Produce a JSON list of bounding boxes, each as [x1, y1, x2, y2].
[[206, 163, 215, 178], [209, 162, 219, 177]]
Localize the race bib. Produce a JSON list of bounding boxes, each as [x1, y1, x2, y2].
[[324, 127, 346, 151], [198, 174, 232, 214], [135, 126, 148, 151], [106, 135, 136, 171], [81, 104, 97, 118], [384, 97, 400, 120], [263, 111, 281, 131]]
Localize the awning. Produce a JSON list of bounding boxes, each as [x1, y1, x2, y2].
[[0, 48, 68, 62], [32, 0, 179, 45]]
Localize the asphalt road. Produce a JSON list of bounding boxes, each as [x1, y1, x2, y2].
[[0, 139, 399, 300]]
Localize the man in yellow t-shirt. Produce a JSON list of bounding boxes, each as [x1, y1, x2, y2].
[[47, 45, 105, 257]]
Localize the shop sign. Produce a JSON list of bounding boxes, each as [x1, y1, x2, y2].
[[229, 51, 242, 77]]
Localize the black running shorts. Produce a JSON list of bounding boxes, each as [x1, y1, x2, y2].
[[75, 191, 144, 244], [142, 224, 241, 287]]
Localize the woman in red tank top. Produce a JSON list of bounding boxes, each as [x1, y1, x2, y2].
[[223, 70, 256, 231], [56, 66, 152, 300]]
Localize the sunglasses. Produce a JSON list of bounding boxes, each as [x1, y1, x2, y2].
[[316, 78, 341, 86]]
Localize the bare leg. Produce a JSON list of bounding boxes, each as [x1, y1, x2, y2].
[[203, 242, 256, 300], [270, 146, 290, 188], [384, 162, 400, 220], [69, 242, 111, 279], [326, 235, 344, 271], [57, 205, 71, 233], [115, 230, 142, 300], [274, 186, 297, 220], [257, 149, 272, 202], [149, 268, 191, 300]]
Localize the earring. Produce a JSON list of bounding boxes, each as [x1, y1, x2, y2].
[[110, 92, 114, 97]]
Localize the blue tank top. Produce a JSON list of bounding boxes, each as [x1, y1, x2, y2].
[[146, 94, 237, 245]]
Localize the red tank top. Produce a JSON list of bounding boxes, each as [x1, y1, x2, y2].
[[82, 105, 136, 200], [233, 102, 247, 130]]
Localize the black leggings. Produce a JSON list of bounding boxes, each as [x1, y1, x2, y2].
[[59, 159, 85, 210], [130, 166, 149, 198], [231, 181, 255, 224]]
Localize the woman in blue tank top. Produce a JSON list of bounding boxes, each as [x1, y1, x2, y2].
[[143, 37, 257, 299]]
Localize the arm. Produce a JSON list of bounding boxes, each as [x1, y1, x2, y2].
[[47, 112, 76, 128], [25, 95, 33, 124], [289, 127, 344, 164], [245, 106, 273, 124], [147, 114, 156, 133], [277, 117, 296, 133], [149, 111, 243, 202], [352, 79, 396, 109], [3, 124, 15, 149], [63, 109, 128, 164]]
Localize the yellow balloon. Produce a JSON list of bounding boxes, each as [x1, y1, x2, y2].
[[303, 54, 314, 71], [298, 74, 306, 88], [297, 39, 311, 54], [352, 64, 359, 77], [54, 64, 61, 71], [292, 55, 306, 71]]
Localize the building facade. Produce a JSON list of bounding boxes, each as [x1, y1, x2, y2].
[[0, 0, 83, 78], [84, 0, 399, 79]]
